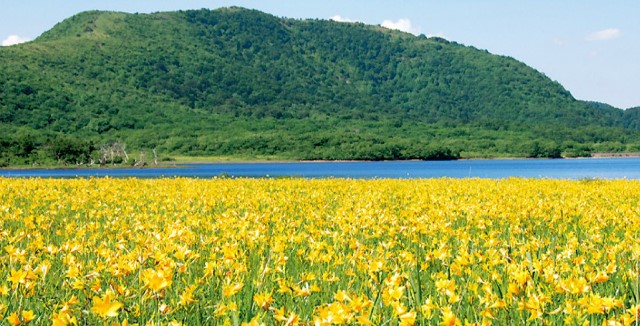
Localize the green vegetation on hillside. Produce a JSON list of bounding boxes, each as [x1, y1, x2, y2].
[[1, 8, 639, 165]]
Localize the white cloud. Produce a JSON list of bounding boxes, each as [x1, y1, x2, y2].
[[1, 35, 30, 46], [381, 18, 420, 35], [585, 28, 621, 41], [330, 15, 358, 23]]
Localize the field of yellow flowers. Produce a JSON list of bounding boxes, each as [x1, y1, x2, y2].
[[0, 177, 639, 325]]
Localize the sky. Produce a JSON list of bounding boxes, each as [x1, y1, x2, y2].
[[1, 1, 638, 109]]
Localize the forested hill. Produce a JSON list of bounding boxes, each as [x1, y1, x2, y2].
[[1, 7, 639, 165]]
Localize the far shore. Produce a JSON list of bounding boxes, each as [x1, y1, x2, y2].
[[1, 152, 639, 170], [590, 152, 640, 158]]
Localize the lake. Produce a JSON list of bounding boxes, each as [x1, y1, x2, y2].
[[1, 158, 639, 179]]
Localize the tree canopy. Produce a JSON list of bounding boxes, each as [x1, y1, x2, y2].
[[1, 8, 639, 165]]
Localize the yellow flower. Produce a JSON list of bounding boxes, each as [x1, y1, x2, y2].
[[334, 290, 351, 302], [179, 285, 197, 306], [387, 285, 405, 301], [273, 307, 299, 325], [440, 306, 460, 326], [488, 299, 506, 309], [556, 277, 590, 295], [590, 271, 610, 283], [51, 309, 77, 326], [276, 278, 292, 294], [71, 279, 84, 290], [91, 292, 123, 318], [628, 303, 640, 318], [141, 268, 173, 293], [213, 303, 227, 317], [272, 306, 287, 322], [37, 261, 51, 279], [253, 292, 273, 310], [222, 282, 244, 297], [21, 310, 35, 324], [65, 295, 79, 306], [356, 314, 373, 325], [435, 279, 457, 299], [349, 294, 372, 313], [479, 308, 494, 319], [293, 284, 312, 297], [241, 315, 265, 326], [421, 298, 437, 318], [6, 312, 21, 326], [399, 309, 416, 326], [283, 313, 299, 326], [7, 270, 27, 288], [518, 295, 544, 322]]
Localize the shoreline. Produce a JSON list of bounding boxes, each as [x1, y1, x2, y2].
[[1, 153, 639, 170], [590, 152, 640, 158]]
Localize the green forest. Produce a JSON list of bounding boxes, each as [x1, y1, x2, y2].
[[1, 7, 640, 166]]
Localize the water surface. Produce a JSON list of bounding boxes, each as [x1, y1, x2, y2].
[[1, 158, 639, 179]]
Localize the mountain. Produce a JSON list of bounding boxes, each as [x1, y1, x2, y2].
[[1, 7, 639, 164], [623, 107, 640, 130]]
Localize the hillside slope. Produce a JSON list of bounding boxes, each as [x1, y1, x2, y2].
[[1, 8, 638, 164]]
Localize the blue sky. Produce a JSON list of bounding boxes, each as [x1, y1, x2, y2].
[[1, 0, 638, 108]]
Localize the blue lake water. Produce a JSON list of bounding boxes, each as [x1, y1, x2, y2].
[[1, 158, 639, 179]]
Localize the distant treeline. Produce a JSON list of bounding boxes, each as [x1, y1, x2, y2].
[[0, 133, 462, 166], [0, 134, 94, 167], [2, 126, 630, 167]]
